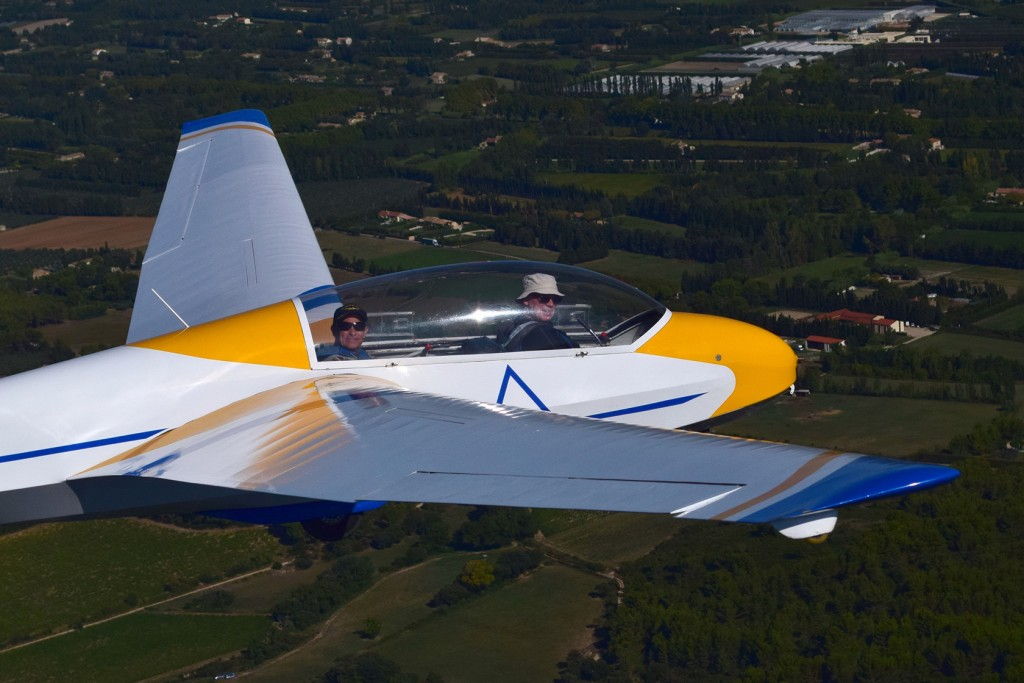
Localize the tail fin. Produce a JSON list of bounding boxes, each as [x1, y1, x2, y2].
[[127, 109, 331, 343]]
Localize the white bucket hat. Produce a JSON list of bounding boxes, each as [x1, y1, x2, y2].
[[517, 273, 565, 301]]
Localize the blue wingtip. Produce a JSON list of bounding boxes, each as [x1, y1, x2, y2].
[[181, 109, 270, 135], [744, 458, 960, 523]]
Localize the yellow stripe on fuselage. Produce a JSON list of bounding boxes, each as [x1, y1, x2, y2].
[[131, 300, 309, 369], [639, 312, 796, 418]]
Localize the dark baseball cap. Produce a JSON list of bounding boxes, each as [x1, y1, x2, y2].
[[333, 303, 367, 324]]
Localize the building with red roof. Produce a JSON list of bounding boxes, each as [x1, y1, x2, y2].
[[815, 308, 905, 334], [806, 335, 846, 352]]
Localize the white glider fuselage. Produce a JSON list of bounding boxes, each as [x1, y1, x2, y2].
[[0, 296, 795, 524]]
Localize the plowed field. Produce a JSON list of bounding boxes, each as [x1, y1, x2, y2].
[[0, 216, 154, 249]]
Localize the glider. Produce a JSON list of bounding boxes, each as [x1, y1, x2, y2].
[[0, 110, 957, 541]]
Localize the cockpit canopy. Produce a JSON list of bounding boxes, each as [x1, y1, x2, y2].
[[299, 261, 666, 361]]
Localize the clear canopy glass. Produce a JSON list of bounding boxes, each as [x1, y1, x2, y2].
[[299, 261, 666, 361]]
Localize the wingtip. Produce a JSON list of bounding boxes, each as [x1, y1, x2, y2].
[[181, 109, 271, 135], [746, 458, 960, 523]]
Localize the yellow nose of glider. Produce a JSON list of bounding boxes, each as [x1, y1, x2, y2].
[[639, 312, 797, 418]]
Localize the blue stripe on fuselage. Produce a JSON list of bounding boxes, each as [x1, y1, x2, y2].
[[0, 429, 165, 465]]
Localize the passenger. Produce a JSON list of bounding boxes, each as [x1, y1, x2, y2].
[[317, 304, 371, 361], [498, 273, 578, 352]]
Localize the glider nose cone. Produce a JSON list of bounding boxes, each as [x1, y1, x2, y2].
[[639, 312, 796, 417]]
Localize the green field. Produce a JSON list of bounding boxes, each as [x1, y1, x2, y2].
[[0, 613, 270, 683], [0, 520, 277, 646], [412, 149, 480, 173], [682, 138, 850, 152], [931, 228, 1024, 250], [248, 553, 472, 682], [612, 214, 685, 235], [537, 171, 668, 198], [462, 240, 558, 261], [581, 249, 703, 295], [546, 513, 681, 566], [977, 303, 1024, 333], [713, 393, 998, 457], [372, 564, 603, 682], [370, 246, 500, 270], [910, 332, 1024, 363], [759, 255, 868, 287], [316, 232, 422, 260], [38, 309, 131, 352]]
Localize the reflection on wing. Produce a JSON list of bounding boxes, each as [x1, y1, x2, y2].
[[73, 376, 958, 536]]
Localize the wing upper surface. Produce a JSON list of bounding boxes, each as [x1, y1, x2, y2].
[[73, 376, 958, 525], [127, 110, 331, 343]]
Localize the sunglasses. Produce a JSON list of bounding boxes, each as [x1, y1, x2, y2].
[[336, 321, 366, 331], [530, 294, 562, 304]]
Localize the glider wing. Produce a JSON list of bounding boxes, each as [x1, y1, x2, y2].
[[127, 110, 331, 343], [71, 376, 958, 537]]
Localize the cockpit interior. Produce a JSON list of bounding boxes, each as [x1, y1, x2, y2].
[[299, 262, 667, 363]]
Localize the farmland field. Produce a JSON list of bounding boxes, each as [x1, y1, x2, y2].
[[461, 240, 558, 261], [612, 214, 685, 234], [0, 520, 277, 646], [0, 613, 269, 683], [0, 216, 154, 249], [315, 232, 422, 260], [38, 308, 131, 352], [412, 149, 480, 173], [582, 249, 703, 295], [759, 255, 868, 286], [537, 171, 668, 198], [371, 564, 603, 682], [930, 228, 1024, 249], [977, 304, 1024, 333], [545, 512, 681, 565], [713, 393, 998, 457], [910, 332, 1024, 363], [247, 553, 473, 682]]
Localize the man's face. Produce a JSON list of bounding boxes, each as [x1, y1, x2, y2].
[[335, 316, 367, 351], [522, 293, 560, 322]]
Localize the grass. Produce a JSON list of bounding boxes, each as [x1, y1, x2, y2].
[[38, 308, 131, 352], [977, 304, 1024, 333], [911, 332, 1024, 364], [581, 249, 703, 296], [0, 613, 270, 683], [371, 564, 604, 682], [546, 513, 681, 566], [537, 171, 668, 198], [713, 394, 998, 458], [0, 520, 277, 646]]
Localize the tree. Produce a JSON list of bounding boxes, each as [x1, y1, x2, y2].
[[458, 559, 495, 591]]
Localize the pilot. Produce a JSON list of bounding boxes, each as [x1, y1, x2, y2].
[[499, 273, 578, 352], [317, 304, 371, 361]]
